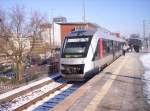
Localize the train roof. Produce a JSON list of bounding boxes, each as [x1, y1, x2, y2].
[[96, 28, 125, 42], [66, 29, 125, 42], [66, 29, 96, 37]]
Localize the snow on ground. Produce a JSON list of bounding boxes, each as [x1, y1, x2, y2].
[[0, 80, 64, 111], [140, 53, 150, 104], [0, 73, 60, 101], [26, 84, 73, 111]]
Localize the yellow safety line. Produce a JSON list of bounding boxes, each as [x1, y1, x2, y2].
[[84, 56, 129, 111]]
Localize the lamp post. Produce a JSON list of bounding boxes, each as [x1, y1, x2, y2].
[[148, 22, 150, 48], [0, 18, 2, 31], [143, 20, 146, 48], [143, 20, 149, 49], [82, 0, 86, 23], [0, 17, 4, 33]]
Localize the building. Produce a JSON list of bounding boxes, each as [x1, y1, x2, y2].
[[111, 32, 121, 38], [52, 22, 98, 47], [39, 16, 98, 48], [40, 23, 52, 45], [12, 37, 31, 50], [53, 16, 67, 23]]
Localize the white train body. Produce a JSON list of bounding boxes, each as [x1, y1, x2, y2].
[[60, 29, 125, 81]]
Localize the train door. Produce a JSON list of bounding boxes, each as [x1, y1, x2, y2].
[[92, 39, 100, 73], [92, 39, 100, 61]]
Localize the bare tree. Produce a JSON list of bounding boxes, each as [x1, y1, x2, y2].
[[0, 6, 46, 82]]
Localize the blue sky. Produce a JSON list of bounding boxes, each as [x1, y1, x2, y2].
[[0, 0, 150, 37]]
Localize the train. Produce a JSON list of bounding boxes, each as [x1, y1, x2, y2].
[[128, 37, 142, 52], [60, 28, 125, 81]]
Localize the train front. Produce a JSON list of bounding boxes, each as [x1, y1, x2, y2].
[[60, 30, 94, 81]]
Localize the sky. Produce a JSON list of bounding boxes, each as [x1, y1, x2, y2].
[[0, 0, 150, 37]]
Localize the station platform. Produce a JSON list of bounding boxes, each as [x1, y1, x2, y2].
[[52, 53, 150, 111]]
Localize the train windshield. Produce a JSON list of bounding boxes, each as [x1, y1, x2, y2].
[[61, 36, 92, 58]]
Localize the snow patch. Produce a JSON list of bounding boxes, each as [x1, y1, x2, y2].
[[140, 53, 150, 104]]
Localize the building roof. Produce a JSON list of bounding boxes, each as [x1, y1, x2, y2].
[[53, 16, 67, 19], [57, 22, 98, 27]]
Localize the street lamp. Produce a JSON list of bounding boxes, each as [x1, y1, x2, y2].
[[82, 0, 86, 23], [143, 20, 150, 49], [0, 17, 4, 32], [148, 22, 150, 48], [0, 18, 2, 30]]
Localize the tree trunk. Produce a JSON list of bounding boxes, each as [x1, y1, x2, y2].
[[16, 61, 24, 82]]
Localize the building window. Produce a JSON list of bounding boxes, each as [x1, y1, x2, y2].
[[75, 25, 85, 30]]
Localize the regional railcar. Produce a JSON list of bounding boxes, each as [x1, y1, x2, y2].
[[128, 37, 142, 52], [60, 29, 125, 81]]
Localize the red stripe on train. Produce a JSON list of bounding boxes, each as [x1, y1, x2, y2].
[[100, 34, 103, 58]]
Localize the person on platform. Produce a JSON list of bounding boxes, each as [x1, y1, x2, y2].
[[122, 43, 129, 56]]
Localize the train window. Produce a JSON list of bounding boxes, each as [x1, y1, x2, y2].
[[113, 41, 118, 51], [103, 39, 112, 56], [118, 42, 121, 51], [108, 40, 113, 53], [92, 39, 100, 61], [115, 42, 123, 51], [61, 36, 92, 58]]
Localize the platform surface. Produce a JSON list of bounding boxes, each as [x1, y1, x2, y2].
[[52, 53, 150, 111]]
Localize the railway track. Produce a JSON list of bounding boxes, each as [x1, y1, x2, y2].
[[27, 82, 82, 111], [0, 77, 83, 111], [15, 81, 68, 111], [0, 74, 61, 103]]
